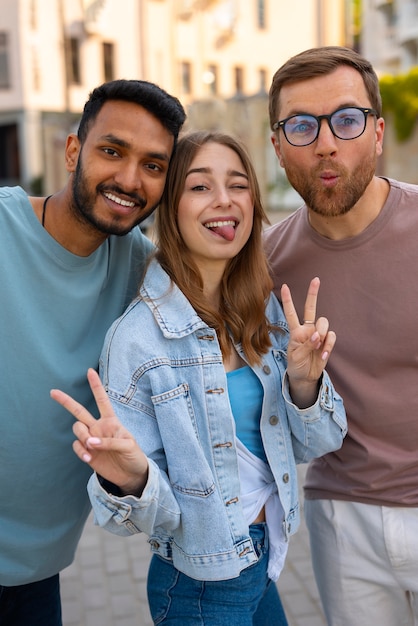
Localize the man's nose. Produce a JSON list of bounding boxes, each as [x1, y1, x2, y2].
[[314, 118, 338, 156], [114, 162, 143, 191]]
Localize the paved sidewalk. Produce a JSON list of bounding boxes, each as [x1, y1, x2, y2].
[[61, 464, 326, 626]]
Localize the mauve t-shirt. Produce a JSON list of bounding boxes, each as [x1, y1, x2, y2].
[[264, 178, 418, 507]]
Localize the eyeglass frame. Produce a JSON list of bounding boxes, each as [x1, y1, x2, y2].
[[272, 106, 378, 147]]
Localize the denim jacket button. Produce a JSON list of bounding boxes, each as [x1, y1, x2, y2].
[[282, 473, 289, 483], [269, 415, 278, 425], [262, 365, 271, 375]]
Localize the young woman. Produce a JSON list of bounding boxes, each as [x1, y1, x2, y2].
[[52, 131, 346, 625]]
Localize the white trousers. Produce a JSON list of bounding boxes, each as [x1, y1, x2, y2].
[[304, 498, 418, 626]]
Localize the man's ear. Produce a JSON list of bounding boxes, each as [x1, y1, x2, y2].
[[65, 134, 81, 173], [375, 117, 385, 158], [271, 133, 285, 168]]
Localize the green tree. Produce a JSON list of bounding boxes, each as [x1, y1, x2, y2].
[[380, 69, 418, 141]]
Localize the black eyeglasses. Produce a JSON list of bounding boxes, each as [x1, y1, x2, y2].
[[272, 106, 378, 147]]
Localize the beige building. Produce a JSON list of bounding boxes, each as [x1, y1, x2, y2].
[[0, 0, 349, 205], [361, 0, 418, 74], [360, 0, 418, 183]]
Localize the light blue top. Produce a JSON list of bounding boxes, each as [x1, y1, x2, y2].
[[0, 186, 153, 585], [227, 366, 267, 462], [88, 259, 347, 582]]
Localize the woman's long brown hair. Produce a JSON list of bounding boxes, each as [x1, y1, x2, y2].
[[155, 130, 274, 366]]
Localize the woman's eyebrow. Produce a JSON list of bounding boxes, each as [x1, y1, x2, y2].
[[186, 167, 248, 178]]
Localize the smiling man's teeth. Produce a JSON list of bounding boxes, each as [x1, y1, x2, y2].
[[205, 220, 236, 229], [104, 193, 135, 208]]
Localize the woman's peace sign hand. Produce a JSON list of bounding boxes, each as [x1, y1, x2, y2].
[[281, 277, 336, 408], [51, 368, 148, 496]]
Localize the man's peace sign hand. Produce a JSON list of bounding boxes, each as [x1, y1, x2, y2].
[[281, 277, 336, 408]]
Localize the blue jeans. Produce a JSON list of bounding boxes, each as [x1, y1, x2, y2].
[[147, 523, 289, 625], [0, 574, 62, 626]]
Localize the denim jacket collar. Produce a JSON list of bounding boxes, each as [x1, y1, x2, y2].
[[140, 259, 208, 339]]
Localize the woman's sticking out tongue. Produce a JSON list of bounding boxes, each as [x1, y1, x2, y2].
[[206, 220, 236, 241]]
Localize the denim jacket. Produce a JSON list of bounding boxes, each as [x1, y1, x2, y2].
[[88, 259, 347, 581]]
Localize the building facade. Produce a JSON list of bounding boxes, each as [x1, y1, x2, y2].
[[360, 0, 418, 183], [361, 0, 418, 74], [0, 0, 348, 205]]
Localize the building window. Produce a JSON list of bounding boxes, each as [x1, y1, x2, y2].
[[0, 124, 20, 183], [65, 37, 81, 84], [257, 0, 266, 29], [29, 0, 38, 30], [258, 68, 267, 92], [204, 64, 218, 96], [234, 66, 244, 94], [0, 32, 10, 88], [32, 47, 41, 91], [103, 42, 114, 82], [181, 61, 192, 94]]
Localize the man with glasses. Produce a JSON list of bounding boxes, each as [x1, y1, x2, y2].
[[264, 46, 418, 626]]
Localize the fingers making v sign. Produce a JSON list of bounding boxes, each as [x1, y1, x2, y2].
[[51, 368, 148, 496], [280, 277, 336, 408]]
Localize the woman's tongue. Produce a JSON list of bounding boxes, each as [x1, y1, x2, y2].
[[210, 224, 235, 241]]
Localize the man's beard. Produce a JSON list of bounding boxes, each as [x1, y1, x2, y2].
[[283, 152, 377, 218], [71, 157, 157, 236]]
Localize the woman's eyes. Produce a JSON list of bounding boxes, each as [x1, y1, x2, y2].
[[189, 182, 248, 192]]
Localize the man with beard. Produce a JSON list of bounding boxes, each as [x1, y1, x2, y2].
[[0, 79, 185, 625], [264, 46, 418, 626]]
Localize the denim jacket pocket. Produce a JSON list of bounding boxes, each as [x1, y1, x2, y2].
[[151, 383, 216, 497]]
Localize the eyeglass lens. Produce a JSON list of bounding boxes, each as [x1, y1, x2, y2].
[[284, 107, 369, 146]]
